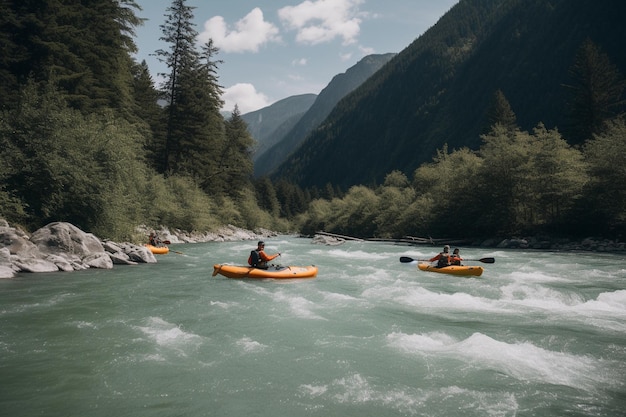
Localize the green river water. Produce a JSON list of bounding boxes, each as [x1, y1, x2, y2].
[[1, 237, 625, 416]]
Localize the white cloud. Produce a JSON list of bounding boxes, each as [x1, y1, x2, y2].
[[291, 58, 308, 66], [199, 8, 280, 53], [339, 52, 352, 62], [221, 83, 272, 114], [278, 0, 365, 45]]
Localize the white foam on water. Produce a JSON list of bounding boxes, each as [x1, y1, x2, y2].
[[309, 248, 388, 261], [136, 317, 202, 353], [320, 291, 359, 304], [235, 336, 267, 353], [209, 300, 239, 309], [299, 372, 518, 416], [506, 269, 571, 284], [387, 331, 614, 390], [272, 290, 325, 320], [499, 284, 626, 331], [298, 384, 328, 397], [74, 320, 97, 329], [365, 285, 510, 315]]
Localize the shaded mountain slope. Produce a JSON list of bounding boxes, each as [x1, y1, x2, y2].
[[242, 94, 317, 160], [272, 0, 626, 190], [254, 53, 396, 176]]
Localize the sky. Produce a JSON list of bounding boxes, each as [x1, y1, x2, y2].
[[132, 0, 459, 114]]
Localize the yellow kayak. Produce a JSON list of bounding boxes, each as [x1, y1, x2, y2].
[[145, 244, 169, 255], [212, 264, 318, 279], [418, 263, 483, 277]]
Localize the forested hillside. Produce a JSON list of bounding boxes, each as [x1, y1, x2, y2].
[[1, 0, 625, 242], [242, 94, 317, 161], [273, 0, 626, 190], [254, 53, 395, 177], [0, 0, 295, 240]]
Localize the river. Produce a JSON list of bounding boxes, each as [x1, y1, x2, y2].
[[1, 237, 625, 416]]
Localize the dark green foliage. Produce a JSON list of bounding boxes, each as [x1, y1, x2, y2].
[[254, 177, 280, 217], [155, 0, 226, 195], [0, 0, 142, 116], [562, 39, 626, 145], [273, 0, 626, 191], [483, 89, 518, 134], [297, 119, 595, 240], [579, 117, 626, 235], [0, 0, 286, 239], [0, 81, 148, 237], [219, 106, 255, 196], [132, 60, 167, 172]]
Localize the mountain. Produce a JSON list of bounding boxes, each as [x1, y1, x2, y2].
[[254, 53, 396, 177], [241, 94, 317, 160], [272, 0, 626, 190]]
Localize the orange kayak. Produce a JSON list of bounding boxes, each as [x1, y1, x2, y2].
[[145, 244, 169, 255], [418, 263, 483, 277], [212, 264, 318, 279]]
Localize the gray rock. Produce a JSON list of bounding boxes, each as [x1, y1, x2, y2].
[[31, 222, 104, 256], [127, 246, 157, 263], [13, 257, 59, 273], [83, 253, 113, 269], [0, 265, 15, 279], [45, 254, 75, 272], [108, 252, 138, 265]]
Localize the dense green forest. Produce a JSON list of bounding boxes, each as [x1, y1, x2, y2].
[[1, 0, 625, 243], [274, 0, 626, 190], [0, 0, 297, 240]]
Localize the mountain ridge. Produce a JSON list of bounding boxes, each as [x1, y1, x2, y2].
[[271, 0, 626, 190], [253, 53, 396, 177]]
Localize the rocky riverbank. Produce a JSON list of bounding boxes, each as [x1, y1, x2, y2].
[[312, 231, 626, 252], [2, 219, 624, 279], [0, 220, 277, 279]]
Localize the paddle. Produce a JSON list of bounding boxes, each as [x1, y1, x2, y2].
[[399, 256, 495, 264]]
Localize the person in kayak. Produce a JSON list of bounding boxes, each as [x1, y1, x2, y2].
[[450, 248, 463, 265], [149, 232, 163, 247], [248, 241, 280, 269], [429, 245, 451, 268]]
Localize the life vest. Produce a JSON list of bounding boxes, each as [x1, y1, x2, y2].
[[248, 250, 260, 267], [436, 253, 450, 268]]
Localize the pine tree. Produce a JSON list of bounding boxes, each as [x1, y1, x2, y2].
[[483, 89, 518, 133], [131, 60, 166, 171], [562, 39, 626, 145], [219, 105, 255, 196], [0, 0, 142, 114], [155, 0, 225, 189]]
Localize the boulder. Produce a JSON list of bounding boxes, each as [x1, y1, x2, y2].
[[0, 266, 15, 279], [31, 222, 104, 256], [127, 245, 157, 263], [13, 257, 59, 273], [83, 252, 113, 269], [45, 254, 75, 272], [0, 226, 41, 258], [312, 234, 345, 246]]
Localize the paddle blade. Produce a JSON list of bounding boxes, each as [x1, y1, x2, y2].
[[399, 256, 415, 263], [478, 257, 495, 264]]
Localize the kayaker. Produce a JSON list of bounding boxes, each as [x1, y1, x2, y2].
[[248, 241, 280, 269], [429, 245, 451, 268], [450, 248, 463, 265], [149, 232, 163, 247]]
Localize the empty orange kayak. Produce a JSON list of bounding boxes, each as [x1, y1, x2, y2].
[[418, 263, 483, 277], [145, 244, 169, 255], [212, 264, 318, 279]]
